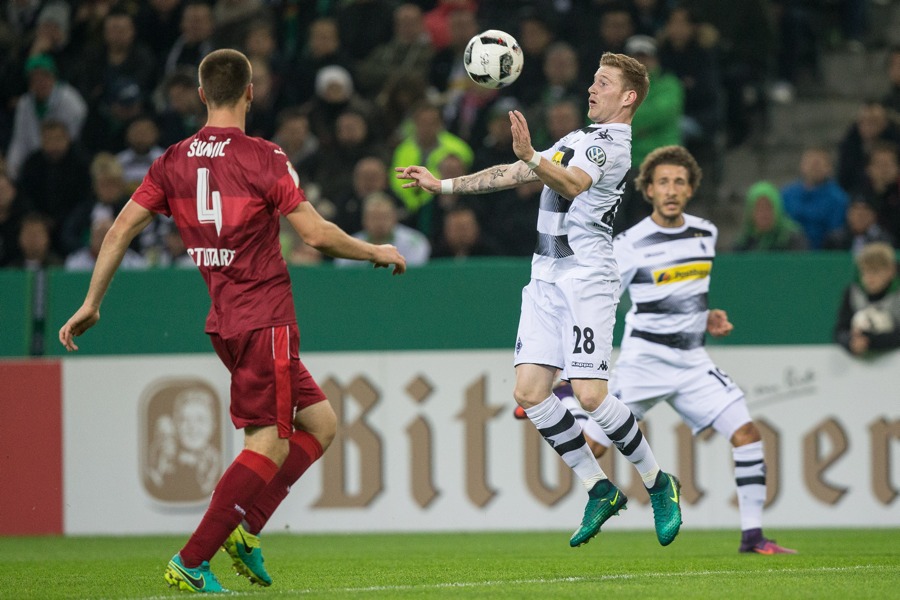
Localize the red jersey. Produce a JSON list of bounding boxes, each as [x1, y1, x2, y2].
[[132, 126, 305, 338]]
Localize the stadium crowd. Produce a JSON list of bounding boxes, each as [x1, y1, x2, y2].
[[0, 0, 897, 271]]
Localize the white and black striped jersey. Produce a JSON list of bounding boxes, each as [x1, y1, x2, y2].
[[531, 123, 632, 283], [613, 214, 717, 351]]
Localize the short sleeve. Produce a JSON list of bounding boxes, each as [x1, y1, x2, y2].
[[264, 145, 306, 215], [567, 138, 612, 184], [131, 156, 171, 217]]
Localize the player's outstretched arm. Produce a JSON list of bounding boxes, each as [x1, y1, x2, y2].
[[59, 200, 155, 351], [394, 161, 538, 196], [706, 309, 734, 337], [286, 202, 406, 275]]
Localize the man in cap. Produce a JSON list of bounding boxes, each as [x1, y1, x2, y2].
[[6, 53, 87, 179]]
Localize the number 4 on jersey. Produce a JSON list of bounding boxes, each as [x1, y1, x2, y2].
[[197, 167, 222, 236]]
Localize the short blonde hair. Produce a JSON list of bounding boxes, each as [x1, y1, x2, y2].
[[856, 242, 896, 272], [90, 152, 124, 181]]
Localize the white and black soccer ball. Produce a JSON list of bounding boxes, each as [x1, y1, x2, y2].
[[463, 29, 524, 89]]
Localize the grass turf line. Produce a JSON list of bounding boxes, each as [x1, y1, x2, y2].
[[0, 528, 897, 599]]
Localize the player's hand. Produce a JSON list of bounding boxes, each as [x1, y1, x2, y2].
[[509, 110, 536, 163], [58, 305, 100, 352], [706, 309, 734, 337], [394, 165, 440, 193], [849, 329, 869, 355], [371, 244, 407, 275]]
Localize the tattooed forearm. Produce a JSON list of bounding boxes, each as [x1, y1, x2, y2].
[[452, 162, 539, 194]]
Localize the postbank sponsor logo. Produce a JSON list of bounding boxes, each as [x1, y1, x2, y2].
[[653, 261, 711, 285]]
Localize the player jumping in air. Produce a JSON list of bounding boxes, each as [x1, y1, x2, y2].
[[397, 52, 682, 549]]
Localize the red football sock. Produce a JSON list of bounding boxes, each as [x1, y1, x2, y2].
[[179, 449, 279, 567], [244, 430, 323, 534]]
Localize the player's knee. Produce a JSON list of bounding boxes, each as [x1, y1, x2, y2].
[[513, 385, 546, 408], [310, 403, 338, 451], [731, 421, 761, 446]]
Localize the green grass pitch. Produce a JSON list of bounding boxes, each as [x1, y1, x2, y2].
[[1, 528, 897, 598]]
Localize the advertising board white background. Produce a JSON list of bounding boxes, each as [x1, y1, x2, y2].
[[62, 346, 899, 535]]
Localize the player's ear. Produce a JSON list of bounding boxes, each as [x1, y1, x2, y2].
[[198, 87, 207, 106], [246, 83, 253, 103]]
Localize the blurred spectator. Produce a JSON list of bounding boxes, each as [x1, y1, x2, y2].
[[883, 45, 900, 117], [444, 78, 503, 146], [272, 108, 319, 167], [64, 216, 147, 271], [429, 5, 479, 99], [432, 204, 501, 259], [658, 4, 723, 204], [27, 1, 78, 82], [733, 181, 809, 252], [335, 191, 430, 267], [616, 34, 683, 231], [513, 6, 557, 107], [81, 77, 147, 153], [684, 0, 775, 148], [0, 171, 27, 267], [61, 152, 132, 255], [377, 72, 431, 147], [68, 0, 116, 59], [285, 17, 354, 107], [769, 1, 822, 104], [300, 65, 378, 152], [116, 115, 165, 192], [834, 242, 900, 356], [853, 141, 900, 245], [163, 1, 215, 77], [211, 0, 271, 50], [134, 0, 185, 63], [158, 223, 195, 268], [13, 212, 62, 269], [781, 146, 849, 250], [331, 156, 397, 235], [16, 119, 92, 255], [469, 102, 543, 257], [299, 108, 387, 202], [823, 199, 894, 254], [527, 42, 583, 122], [626, 35, 684, 171], [6, 54, 87, 179], [423, 0, 476, 51], [73, 8, 157, 112], [535, 98, 585, 149], [157, 68, 205, 147], [337, 0, 395, 65], [356, 3, 434, 98], [577, 2, 634, 85], [244, 58, 279, 139], [631, 0, 670, 37], [837, 100, 900, 195], [390, 101, 473, 229]]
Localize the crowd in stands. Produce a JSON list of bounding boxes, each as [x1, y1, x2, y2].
[[0, 0, 898, 273]]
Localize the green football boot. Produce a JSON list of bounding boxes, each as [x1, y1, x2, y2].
[[649, 472, 682, 546], [222, 524, 272, 586], [569, 479, 628, 547], [164, 554, 228, 593]]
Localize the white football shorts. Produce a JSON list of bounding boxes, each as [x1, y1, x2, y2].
[[514, 277, 617, 380], [609, 338, 747, 434]]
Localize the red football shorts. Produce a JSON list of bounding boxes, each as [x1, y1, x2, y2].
[[210, 323, 327, 438]]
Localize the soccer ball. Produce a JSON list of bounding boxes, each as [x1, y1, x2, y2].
[[463, 29, 524, 89]]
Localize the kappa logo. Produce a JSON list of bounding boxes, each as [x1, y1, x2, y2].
[[599, 361, 608, 371], [586, 146, 606, 166], [571, 361, 593, 369], [593, 129, 612, 140]]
